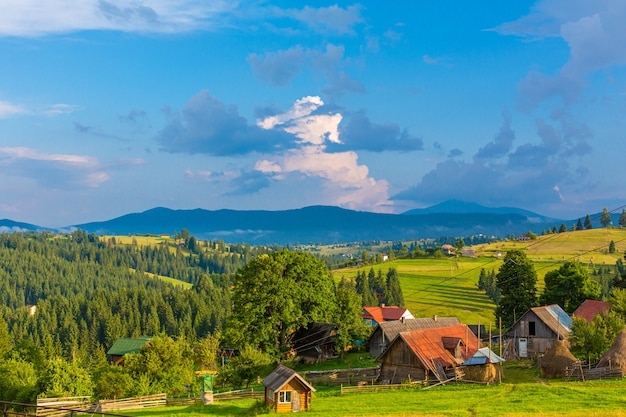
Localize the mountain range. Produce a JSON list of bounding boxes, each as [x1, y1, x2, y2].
[[0, 200, 589, 245]]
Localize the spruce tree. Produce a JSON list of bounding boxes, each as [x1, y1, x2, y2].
[[619, 209, 626, 228], [385, 268, 404, 308], [600, 208, 612, 228], [495, 250, 538, 328], [585, 214, 593, 229], [576, 218, 583, 231]]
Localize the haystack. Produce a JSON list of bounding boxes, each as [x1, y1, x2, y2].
[[598, 328, 626, 372], [540, 340, 578, 378]]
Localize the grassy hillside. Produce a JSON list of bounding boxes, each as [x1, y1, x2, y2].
[[333, 228, 626, 328]]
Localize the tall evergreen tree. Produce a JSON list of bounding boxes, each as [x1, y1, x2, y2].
[[619, 209, 626, 228], [385, 268, 404, 308], [495, 250, 538, 328], [584, 214, 593, 229], [600, 208, 612, 228], [576, 218, 583, 231]]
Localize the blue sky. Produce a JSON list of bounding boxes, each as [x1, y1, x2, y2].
[[1, 0, 625, 227]]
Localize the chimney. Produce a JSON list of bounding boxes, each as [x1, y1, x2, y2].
[[433, 315, 438, 322], [401, 316, 405, 324], [381, 303, 385, 308]]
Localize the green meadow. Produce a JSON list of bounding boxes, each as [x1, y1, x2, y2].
[[333, 228, 626, 328]]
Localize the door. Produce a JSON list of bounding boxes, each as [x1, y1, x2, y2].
[[291, 391, 301, 412], [519, 338, 528, 358]]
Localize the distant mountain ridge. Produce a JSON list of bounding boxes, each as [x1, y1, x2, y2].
[[6, 200, 616, 245], [71, 202, 561, 244]]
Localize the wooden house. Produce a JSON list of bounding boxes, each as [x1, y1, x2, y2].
[[263, 364, 315, 413], [361, 305, 414, 327], [504, 305, 572, 359], [378, 324, 481, 384], [572, 299, 610, 323], [292, 322, 337, 364], [368, 316, 461, 357], [442, 244, 455, 256], [106, 336, 152, 365]]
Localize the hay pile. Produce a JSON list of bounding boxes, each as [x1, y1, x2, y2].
[[462, 363, 503, 383], [598, 328, 626, 371], [540, 340, 578, 378]]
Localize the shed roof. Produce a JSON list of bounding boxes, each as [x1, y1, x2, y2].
[[532, 305, 572, 335], [384, 324, 481, 369], [572, 299, 610, 323], [462, 347, 505, 365], [262, 364, 316, 393], [106, 336, 152, 356], [370, 317, 462, 345]]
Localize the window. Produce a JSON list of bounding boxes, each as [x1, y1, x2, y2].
[[278, 391, 292, 403], [529, 321, 536, 336]]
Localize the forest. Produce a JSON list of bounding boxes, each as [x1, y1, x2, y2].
[[0, 230, 384, 402]]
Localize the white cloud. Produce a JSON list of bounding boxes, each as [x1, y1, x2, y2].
[[0, 0, 235, 37], [0, 146, 110, 188], [257, 96, 342, 145], [0, 100, 28, 118], [44, 103, 79, 116], [256, 96, 393, 212]]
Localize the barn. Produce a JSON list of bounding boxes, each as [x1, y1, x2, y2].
[[504, 305, 572, 359], [378, 324, 481, 384], [263, 364, 315, 413], [368, 316, 462, 357]]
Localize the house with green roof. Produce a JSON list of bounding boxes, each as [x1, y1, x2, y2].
[[106, 336, 152, 365]]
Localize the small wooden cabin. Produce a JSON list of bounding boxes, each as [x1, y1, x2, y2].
[[106, 336, 152, 365], [262, 364, 315, 413]]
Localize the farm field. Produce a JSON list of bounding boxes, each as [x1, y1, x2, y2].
[[333, 228, 626, 328]]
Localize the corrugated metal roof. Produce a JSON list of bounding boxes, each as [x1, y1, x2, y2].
[[262, 364, 315, 392], [532, 304, 572, 336], [393, 324, 481, 369], [362, 306, 414, 324], [462, 347, 505, 365], [372, 317, 462, 344], [106, 336, 152, 356]]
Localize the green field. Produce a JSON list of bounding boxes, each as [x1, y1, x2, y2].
[[125, 362, 626, 416], [333, 228, 626, 328]]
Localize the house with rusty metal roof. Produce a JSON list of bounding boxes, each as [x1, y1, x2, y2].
[[377, 324, 481, 384], [368, 316, 462, 356], [572, 299, 610, 323], [504, 304, 572, 359], [361, 305, 414, 327]]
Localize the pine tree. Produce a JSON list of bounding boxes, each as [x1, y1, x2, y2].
[[600, 208, 612, 228], [495, 250, 538, 328], [620, 209, 626, 228], [385, 268, 404, 308], [585, 214, 593, 229], [576, 218, 583, 231]]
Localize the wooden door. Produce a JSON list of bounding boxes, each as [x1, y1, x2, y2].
[[291, 391, 301, 412]]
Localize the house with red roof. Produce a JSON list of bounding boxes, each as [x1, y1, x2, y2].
[[572, 299, 610, 323], [361, 305, 414, 327], [377, 324, 481, 384]]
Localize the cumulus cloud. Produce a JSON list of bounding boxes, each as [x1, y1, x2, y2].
[[0, 146, 110, 188], [394, 112, 593, 211], [0, 0, 235, 37], [255, 96, 393, 212], [475, 111, 515, 159], [338, 111, 423, 152], [278, 4, 363, 35], [493, 0, 626, 110], [156, 90, 294, 156], [248, 44, 365, 98]]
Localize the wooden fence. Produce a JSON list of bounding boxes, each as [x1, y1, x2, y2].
[[36, 396, 92, 417], [94, 394, 167, 412], [303, 366, 380, 386], [212, 388, 263, 401], [565, 364, 624, 381], [339, 382, 413, 395]]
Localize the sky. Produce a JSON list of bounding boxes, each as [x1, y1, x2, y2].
[[1, 0, 625, 227]]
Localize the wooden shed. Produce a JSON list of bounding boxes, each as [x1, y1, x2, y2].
[[378, 324, 481, 384], [106, 336, 152, 365], [504, 305, 572, 359], [262, 364, 315, 413], [368, 316, 462, 357]]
